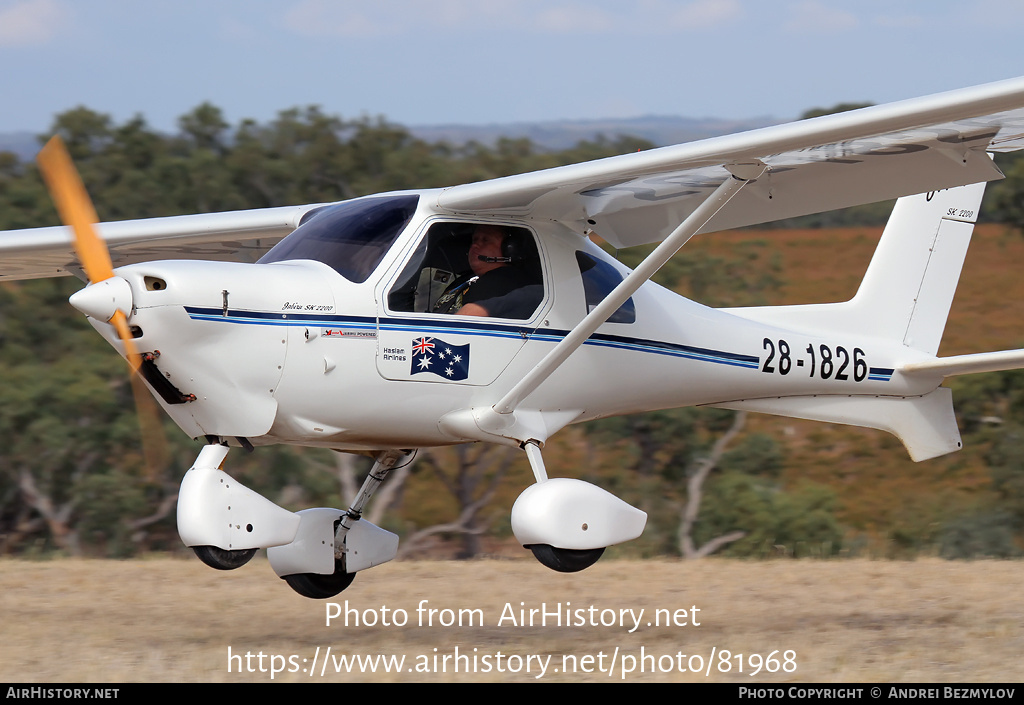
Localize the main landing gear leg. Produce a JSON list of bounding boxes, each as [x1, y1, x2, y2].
[[280, 449, 415, 599], [522, 442, 604, 572], [334, 449, 416, 556]]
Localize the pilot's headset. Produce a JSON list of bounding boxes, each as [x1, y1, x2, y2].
[[479, 227, 530, 265]]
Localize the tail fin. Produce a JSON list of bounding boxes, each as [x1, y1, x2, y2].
[[728, 180, 987, 353], [848, 182, 985, 355], [719, 182, 989, 462]]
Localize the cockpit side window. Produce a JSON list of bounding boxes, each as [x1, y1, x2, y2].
[[576, 251, 636, 323], [389, 222, 544, 320], [258, 195, 418, 283]]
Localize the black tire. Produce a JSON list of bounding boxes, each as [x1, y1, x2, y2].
[[528, 544, 605, 573], [283, 566, 356, 599], [193, 545, 257, 571]]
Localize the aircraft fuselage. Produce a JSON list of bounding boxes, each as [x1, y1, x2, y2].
[[88, 191, 939, 452]]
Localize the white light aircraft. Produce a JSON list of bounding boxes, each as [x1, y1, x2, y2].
[[4, 78, 1024, 598]]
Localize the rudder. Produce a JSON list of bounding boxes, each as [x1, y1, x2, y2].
[[848, 182, 986, 354]]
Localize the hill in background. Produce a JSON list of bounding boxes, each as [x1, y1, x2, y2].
[[0, 115, 776, 161], [408, 114, 776, 150]]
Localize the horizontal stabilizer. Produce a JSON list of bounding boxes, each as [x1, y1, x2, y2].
[[716, 388, 961, 462], [902, 349, 1024, 378]]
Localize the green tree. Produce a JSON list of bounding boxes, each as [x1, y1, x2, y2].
[[178, 103, 229, 153], [800, 102, 874, 120], [989, 152, 1024, 231]]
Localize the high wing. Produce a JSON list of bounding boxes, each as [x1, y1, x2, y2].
[[437, 76, 1024, 248], [3, 77, 1024, 280], [0, 204, 325, 280]]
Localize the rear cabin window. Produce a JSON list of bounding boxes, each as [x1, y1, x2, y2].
[[575, 251, 636, 324]]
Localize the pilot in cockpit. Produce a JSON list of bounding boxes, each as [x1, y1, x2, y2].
[[431, 225, 543, 319]]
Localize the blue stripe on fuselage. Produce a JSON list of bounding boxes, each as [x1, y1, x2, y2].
[[183, 306, 769, 372]]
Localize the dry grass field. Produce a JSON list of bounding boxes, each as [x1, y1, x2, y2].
[[1, 555, 1021, 683]]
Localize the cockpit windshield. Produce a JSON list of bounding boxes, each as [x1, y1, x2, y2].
[[258, 195, 419, 283]]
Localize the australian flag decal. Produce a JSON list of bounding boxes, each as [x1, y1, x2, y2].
[[410, 337, 470, 381]]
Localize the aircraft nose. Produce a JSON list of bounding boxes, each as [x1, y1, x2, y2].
[[68, 275, 134, 321]]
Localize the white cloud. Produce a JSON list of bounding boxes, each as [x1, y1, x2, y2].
[[529, 0, 744, 35], [666, 0, 743, 30], [283, 0, 395, 38], [282, 0, 532, 37], [962, 0, 1024, 28], [871, 14, 925, 30], [784, 1, 859, 34], [281, 0, 744, 39], [535, 4, 618, 34], [429, 0, 527, 29], [0, 0, 68, 47]]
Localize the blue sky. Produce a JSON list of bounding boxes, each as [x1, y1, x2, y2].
[[2, 0, 1024, 134]]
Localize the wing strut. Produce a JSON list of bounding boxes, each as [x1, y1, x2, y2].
[[493, 161, 766, 416]]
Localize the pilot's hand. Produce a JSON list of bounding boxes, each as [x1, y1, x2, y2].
[[456, 303, 489, 317]]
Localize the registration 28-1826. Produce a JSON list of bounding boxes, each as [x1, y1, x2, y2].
[[761, 338, 868, 382]]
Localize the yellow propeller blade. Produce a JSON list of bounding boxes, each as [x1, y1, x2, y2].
[[38, 136, 136, 365], [37, 136, 118, 285], [37, 135, 168, 476]]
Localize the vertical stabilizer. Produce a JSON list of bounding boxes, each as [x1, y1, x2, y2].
[[718, 180, 994, 462], [849, 182, 986, 355], [726, 179, 990, 354]]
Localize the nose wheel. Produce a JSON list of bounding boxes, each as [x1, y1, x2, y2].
[[283, 561, 356, 599]]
